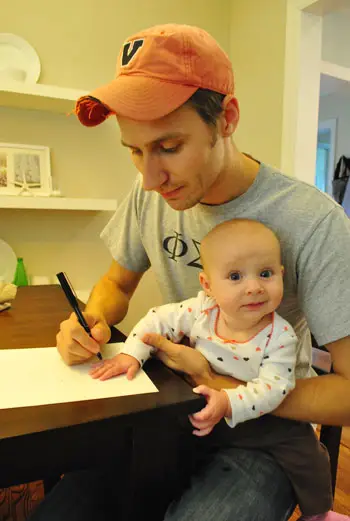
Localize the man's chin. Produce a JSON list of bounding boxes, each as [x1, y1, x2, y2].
[[165, 196, 200, 211]]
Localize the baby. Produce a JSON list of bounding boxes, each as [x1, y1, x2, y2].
[[90, 218, 345, 521]]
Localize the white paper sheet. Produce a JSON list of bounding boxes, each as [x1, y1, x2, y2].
[[0, 343, 158, 409]]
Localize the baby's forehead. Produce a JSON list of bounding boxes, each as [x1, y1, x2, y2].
[[201, 223, 281, 268], [216, 246, 281, 267]]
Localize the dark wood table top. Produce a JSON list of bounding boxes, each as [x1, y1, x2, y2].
[[0, 285, 204, 488]]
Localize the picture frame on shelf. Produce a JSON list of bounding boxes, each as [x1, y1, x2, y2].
[[0, 142, 53, 196]]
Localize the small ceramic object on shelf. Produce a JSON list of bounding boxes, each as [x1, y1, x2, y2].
[[0, 277, 17, 311], [31, 275, 51, 285]]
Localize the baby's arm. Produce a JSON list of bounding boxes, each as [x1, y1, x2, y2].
[[90, 294, 204, 381], [224, 327, 297, 428], [119, 294, 204, 367]]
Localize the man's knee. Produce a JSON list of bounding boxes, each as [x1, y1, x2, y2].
[[165, 448, 296, 521]]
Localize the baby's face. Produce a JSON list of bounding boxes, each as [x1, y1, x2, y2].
[[204, 233, 284, 322]]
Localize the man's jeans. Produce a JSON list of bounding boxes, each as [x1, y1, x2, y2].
[[28, 447, 296, 521]]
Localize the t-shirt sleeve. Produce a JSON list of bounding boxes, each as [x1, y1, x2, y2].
[[100, 176, 151, 273], [297, 206, 350, 346]]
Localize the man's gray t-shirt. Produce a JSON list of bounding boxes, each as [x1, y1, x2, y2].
[[101, 162, 350, 379]]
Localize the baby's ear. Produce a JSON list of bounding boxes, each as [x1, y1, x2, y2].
[[199, 271, 212, 296]]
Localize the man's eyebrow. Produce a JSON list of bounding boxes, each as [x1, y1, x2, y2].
[[121, 132, 186, 149]]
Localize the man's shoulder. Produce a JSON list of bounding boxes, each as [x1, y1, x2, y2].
[[256, 163, 342, 237], [260, 163, 338, 212]]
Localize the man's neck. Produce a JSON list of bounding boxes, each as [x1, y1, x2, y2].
[[201, 148, 260, 206]]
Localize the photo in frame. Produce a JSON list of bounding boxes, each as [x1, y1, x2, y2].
[[0, 143, 52, 196]]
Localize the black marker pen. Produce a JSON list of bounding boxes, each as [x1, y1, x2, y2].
[[56, 272, 103, 361]]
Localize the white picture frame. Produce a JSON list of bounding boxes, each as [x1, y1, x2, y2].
[[0, 143, 52, 196]]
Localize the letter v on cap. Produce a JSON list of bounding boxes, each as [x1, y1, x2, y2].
[[121, 39, 144, 66]]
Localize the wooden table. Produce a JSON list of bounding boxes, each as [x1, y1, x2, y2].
[[0, 285, 204, 520]]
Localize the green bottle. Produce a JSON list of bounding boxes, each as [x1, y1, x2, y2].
[[13, 257, 29, 286]]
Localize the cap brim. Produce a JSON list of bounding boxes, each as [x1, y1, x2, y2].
[[76, 75, 198, 126]]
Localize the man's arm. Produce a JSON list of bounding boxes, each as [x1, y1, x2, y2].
[[85, 259, 144, 325], [274, 336, 350, 425], [194, 336, 350, 426]]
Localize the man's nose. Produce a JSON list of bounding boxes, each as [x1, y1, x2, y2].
[[141, 155, 168, 191]]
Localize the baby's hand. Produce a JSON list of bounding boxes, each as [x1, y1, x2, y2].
[[189, 385, 231, 437], [89, 353, 140, 381]]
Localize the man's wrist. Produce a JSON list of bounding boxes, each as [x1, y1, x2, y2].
[[84, 303, 107, 324], [190, 368, 214, 386]]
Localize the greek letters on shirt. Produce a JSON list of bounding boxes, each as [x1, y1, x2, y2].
[[162, 232, 202, 269]]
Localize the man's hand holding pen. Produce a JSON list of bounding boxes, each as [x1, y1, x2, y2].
[[56, 312, 111, 366]]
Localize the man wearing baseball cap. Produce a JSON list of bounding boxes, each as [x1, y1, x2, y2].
[[30, 24, 350, 521], [75, 24, 234, 125]]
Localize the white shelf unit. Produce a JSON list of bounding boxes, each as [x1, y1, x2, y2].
[[0, 82, 118, 212], [0, 196, 117, 211], [0, 81, 87, 114]]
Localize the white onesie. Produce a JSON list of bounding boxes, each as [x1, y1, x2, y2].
[[120, 291, 297, 428]]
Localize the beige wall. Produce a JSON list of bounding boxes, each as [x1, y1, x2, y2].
[[230, 0, 288, 169], [0, 0, 231, 334], [1, 0, 231, 91], [322, 9, 350, 68]]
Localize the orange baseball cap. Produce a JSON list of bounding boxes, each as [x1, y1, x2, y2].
[[75, 24, 234, 126]]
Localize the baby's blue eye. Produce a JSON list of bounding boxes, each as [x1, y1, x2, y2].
[[261, 270, 273, 278], [229, 272, 241, 281]]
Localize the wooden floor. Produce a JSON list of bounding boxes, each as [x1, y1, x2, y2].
[[1, 428, 349, 521]]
